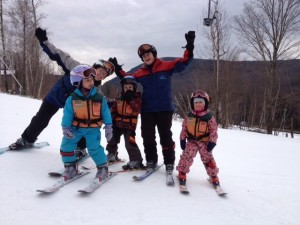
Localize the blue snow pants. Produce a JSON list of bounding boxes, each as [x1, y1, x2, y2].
[[60, 127, 107, 166]]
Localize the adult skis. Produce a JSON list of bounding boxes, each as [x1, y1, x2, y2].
[[78, 172, 117, 194], [132, 164, 163, 181], [36, 171, 90, 193], [110, 167, 146, 173], [0, 142, 50, 154]]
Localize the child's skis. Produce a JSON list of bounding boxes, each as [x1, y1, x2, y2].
[[207, 178, 227, 196], [179, 184, 190, 194], [48, 154, 90, 176], [78, 172, 117, 194], [36, 171, 90, 193]]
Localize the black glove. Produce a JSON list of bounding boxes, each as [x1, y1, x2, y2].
[[180, 139, 186, 150], [184, 31, 195, 56], [35, 27, 48, 42], [185, 31, 195, 46], [108, 57, 123, 77], [207, 142, 216, 152], [123, 90, 135, 102], [108, 57, 123, 79]]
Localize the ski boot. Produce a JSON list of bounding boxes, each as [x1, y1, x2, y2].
[[75, 147, 87, 162], [165, 164, 174, 175], [95, 164, 109, 182], [179, 178, 186, 186], [146, 161, 157, 172], [178, 171, 187, 184], [62, 162, 78, 181], [122, 160, 146, 170], [106, 152, 120, 163], [9, 137, 33, 150], [208, 176, 220, 187]]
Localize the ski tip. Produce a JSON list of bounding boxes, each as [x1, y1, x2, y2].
[[81, 165, 91, 170], [78, 190, 90, 194], [132, 176, 141, 181], [218, 192, 228, 197], [179, 185, 190, 194], [48, 172, 62, 177], [36, 190, 52, 194]]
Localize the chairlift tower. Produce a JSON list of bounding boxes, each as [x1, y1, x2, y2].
[[203, 0, 219, 26]]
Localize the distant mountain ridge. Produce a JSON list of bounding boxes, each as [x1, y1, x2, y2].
[[102, 57, 300, 99]]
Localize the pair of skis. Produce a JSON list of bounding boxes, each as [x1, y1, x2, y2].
[[37, 163, 164, 194], [36, 171, 117, 194], [132, 164, 175, 187], [179, 179, 227, 196], [48, 158, 126, 177]]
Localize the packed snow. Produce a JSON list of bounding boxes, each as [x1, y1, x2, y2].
[[0, 93, 299, 225]]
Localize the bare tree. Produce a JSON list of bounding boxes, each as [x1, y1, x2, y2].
[[6, 0, 46, 96], [0, 0, 6, 91], [202, 0, 236, 128], [234, 0, 300, 134]]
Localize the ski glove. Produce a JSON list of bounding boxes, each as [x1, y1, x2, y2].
[[35, 27, 48, 42], [62, 127, 74, 139], [104, 124, 113, 142], [184, 31, 195, 57], [207, 142, 216, 152], [108, 57, 123, 79], [185, 31, 196, 46], [180, 139, 186, 150]]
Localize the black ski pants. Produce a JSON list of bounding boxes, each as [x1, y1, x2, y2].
[[21, 99, 86, 148], [141, 111, 175, 165], [106, 128, 143, 162]]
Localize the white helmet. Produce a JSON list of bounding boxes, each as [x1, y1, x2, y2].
[[70, 64, 96, 86]]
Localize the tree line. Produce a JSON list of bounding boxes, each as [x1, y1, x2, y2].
[[1, 0, 300, 136]]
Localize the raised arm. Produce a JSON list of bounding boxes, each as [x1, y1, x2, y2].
[[35, 28, 80, 74]]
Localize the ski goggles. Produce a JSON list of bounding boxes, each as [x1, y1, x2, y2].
[[193, 98, 205, 104], [137, 44, 154, 57], [101, 60, 115, 76], [95, 59, 115, 76], [83, 68, 97, 78], [191, 90, 210, 102]]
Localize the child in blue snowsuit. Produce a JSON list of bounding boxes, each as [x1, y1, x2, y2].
[[60, 64, 113, 181]]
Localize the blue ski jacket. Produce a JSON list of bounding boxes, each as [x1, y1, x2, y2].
[[39, 40, 80, 108], [62, 87, 112, 128], [118, 49, 193, 112]]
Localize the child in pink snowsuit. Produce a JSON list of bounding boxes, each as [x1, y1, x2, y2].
[[176, 90, 220, 187]]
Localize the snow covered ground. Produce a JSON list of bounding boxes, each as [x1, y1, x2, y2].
[[0, 93, 300, 225]]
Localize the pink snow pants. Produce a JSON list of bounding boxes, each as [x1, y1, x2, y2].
[[176, 140, 219, 177]]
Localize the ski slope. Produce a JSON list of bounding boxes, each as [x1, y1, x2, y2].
[[0, 93, 299, 225]]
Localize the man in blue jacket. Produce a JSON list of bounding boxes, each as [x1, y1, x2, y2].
[[108, 31, 195, 176], [9, 28, 114, 160]]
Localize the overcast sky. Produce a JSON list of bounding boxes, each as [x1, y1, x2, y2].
[[39, 0, 246, 71]]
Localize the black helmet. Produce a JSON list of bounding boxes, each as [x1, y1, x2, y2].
[[137, 44, 157, 60], [120, 76, 138, 93], [190, 90, 210, 110]]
